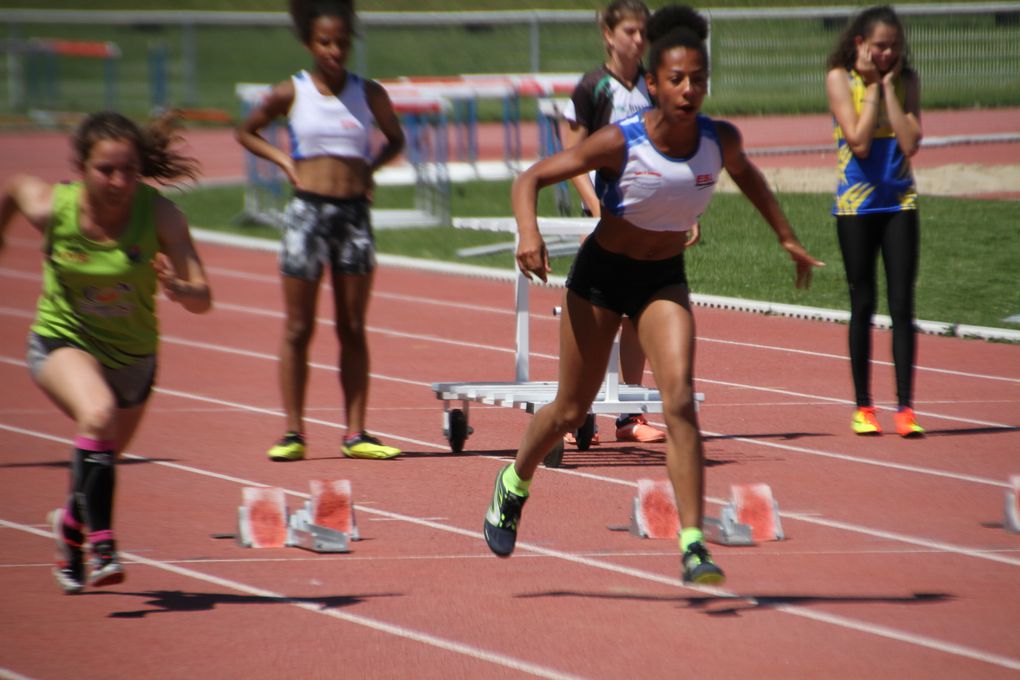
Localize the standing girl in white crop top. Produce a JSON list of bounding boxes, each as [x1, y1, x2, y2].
[[236, 0, 406, 461], [481, 5, 824, 585]]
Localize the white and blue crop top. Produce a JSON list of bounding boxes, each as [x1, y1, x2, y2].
[[596, 112, 722, 232], [287, 70, 374, 162]]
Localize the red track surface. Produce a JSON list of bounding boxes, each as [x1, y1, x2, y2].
[[1, 112, 1019, 677], [1, 108, 1018, 191]]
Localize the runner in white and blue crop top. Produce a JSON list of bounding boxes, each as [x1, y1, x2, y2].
[[482, 4, 824, 587], [236, 0, 406, 461]]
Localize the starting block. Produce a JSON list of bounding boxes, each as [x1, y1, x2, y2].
[[1006, 475, 1020, 534], [237, 480, 359, 553], [629, 479, 783, 546]]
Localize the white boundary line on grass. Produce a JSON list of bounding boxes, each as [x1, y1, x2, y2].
[[188, 228, 1020, 343]]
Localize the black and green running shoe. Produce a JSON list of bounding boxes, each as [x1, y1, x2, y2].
[[682, 540, 726, 585], [483, 465, 528, 557]]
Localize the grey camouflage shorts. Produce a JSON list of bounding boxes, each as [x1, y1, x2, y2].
[[280, 191, 376, 279]]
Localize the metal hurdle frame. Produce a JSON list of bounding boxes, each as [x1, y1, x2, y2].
[[433, 217, 701, 468]]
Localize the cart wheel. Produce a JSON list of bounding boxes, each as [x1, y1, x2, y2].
[[543, 440, 565, 468], [575, 413, 596, 451], [448, 408, 469, 453]]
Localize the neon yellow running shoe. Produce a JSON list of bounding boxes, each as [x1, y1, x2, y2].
[[268, 432, 306, 461], [342, 432, 401, 459], [851, 407, 882, 435], [682, 540, 725, 585]]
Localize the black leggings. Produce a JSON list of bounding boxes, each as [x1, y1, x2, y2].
[[836, 211, 919, 408]]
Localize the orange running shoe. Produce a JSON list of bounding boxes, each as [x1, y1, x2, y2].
[[851, 407, 882, 435], [616, 414, 666, 443], [894, 407, 925, 438]]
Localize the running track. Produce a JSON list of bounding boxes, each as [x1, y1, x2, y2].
[[1, 214, 1019, 678], [2, 110, 1020, 678]]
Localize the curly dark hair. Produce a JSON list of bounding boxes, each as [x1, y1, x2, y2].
[[646, 4, 709, 73], [72, 110, 198, 184], [826, 5, 914, 74], [289, 0, 356, 44]]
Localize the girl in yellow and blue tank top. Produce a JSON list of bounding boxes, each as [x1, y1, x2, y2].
[[833, 69, 917, 215], [826, 5, 926, 438]]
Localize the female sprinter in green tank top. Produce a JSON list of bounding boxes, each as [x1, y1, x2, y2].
[[0, 111, 212, 593]]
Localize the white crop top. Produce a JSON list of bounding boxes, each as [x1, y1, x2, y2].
[[287, 70, 374, 161], [596, 112, 722, 232]]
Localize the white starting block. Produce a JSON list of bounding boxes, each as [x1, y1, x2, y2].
[[629, 479, 783, 546], [1006, 475, 1020, 534], [237, 480, 359, 553]]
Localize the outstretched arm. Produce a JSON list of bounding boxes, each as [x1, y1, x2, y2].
[[0, 175, 53, 253], [154, 196, 212, 314], [511, 124, 624, 282], [715, 120, 824, 289]]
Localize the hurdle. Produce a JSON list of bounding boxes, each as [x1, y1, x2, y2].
[[2, 38, 120, 114], [433, 216, 701, 468]]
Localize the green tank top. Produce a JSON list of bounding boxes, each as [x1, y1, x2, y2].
[[31, 181, 161, 368]]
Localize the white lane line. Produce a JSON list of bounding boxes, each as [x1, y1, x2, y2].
[[0, 519, 583, 680], [6, 297, 1007, 432], [2, 431, 1018, 673], [2, 419, 1016, 573], [0, 667, 36, 680], [0, 339, 1014, 491], [3, 264, 1017, 384]]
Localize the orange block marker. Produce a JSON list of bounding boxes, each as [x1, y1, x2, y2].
[[731, 483, 784, 542], [239, 487, 288, 548], [631, 479, 680, 539], [310, 479, 357, 538]]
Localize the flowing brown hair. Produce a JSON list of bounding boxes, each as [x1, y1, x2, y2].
[[72, 110, 199, 184]]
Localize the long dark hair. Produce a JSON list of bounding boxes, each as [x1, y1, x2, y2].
[[646, 4, 709, 73], [289, 0, 356, 44], [72, 110, 198, 184], [826, 5, 914, 74]]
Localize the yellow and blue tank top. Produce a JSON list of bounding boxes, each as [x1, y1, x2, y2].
[[832, 69, 917, 216], [32, 181, 160, 368]]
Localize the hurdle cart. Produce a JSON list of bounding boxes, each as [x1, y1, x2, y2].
[[432, 217, 699, 468]]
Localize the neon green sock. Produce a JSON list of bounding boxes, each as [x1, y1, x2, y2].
[[502, 464, 531, 496], [679, 527, 704, 552]]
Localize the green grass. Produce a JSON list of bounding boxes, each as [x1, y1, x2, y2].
[[3, 4, 1018, 119], [172, 182, 1020, 331]]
